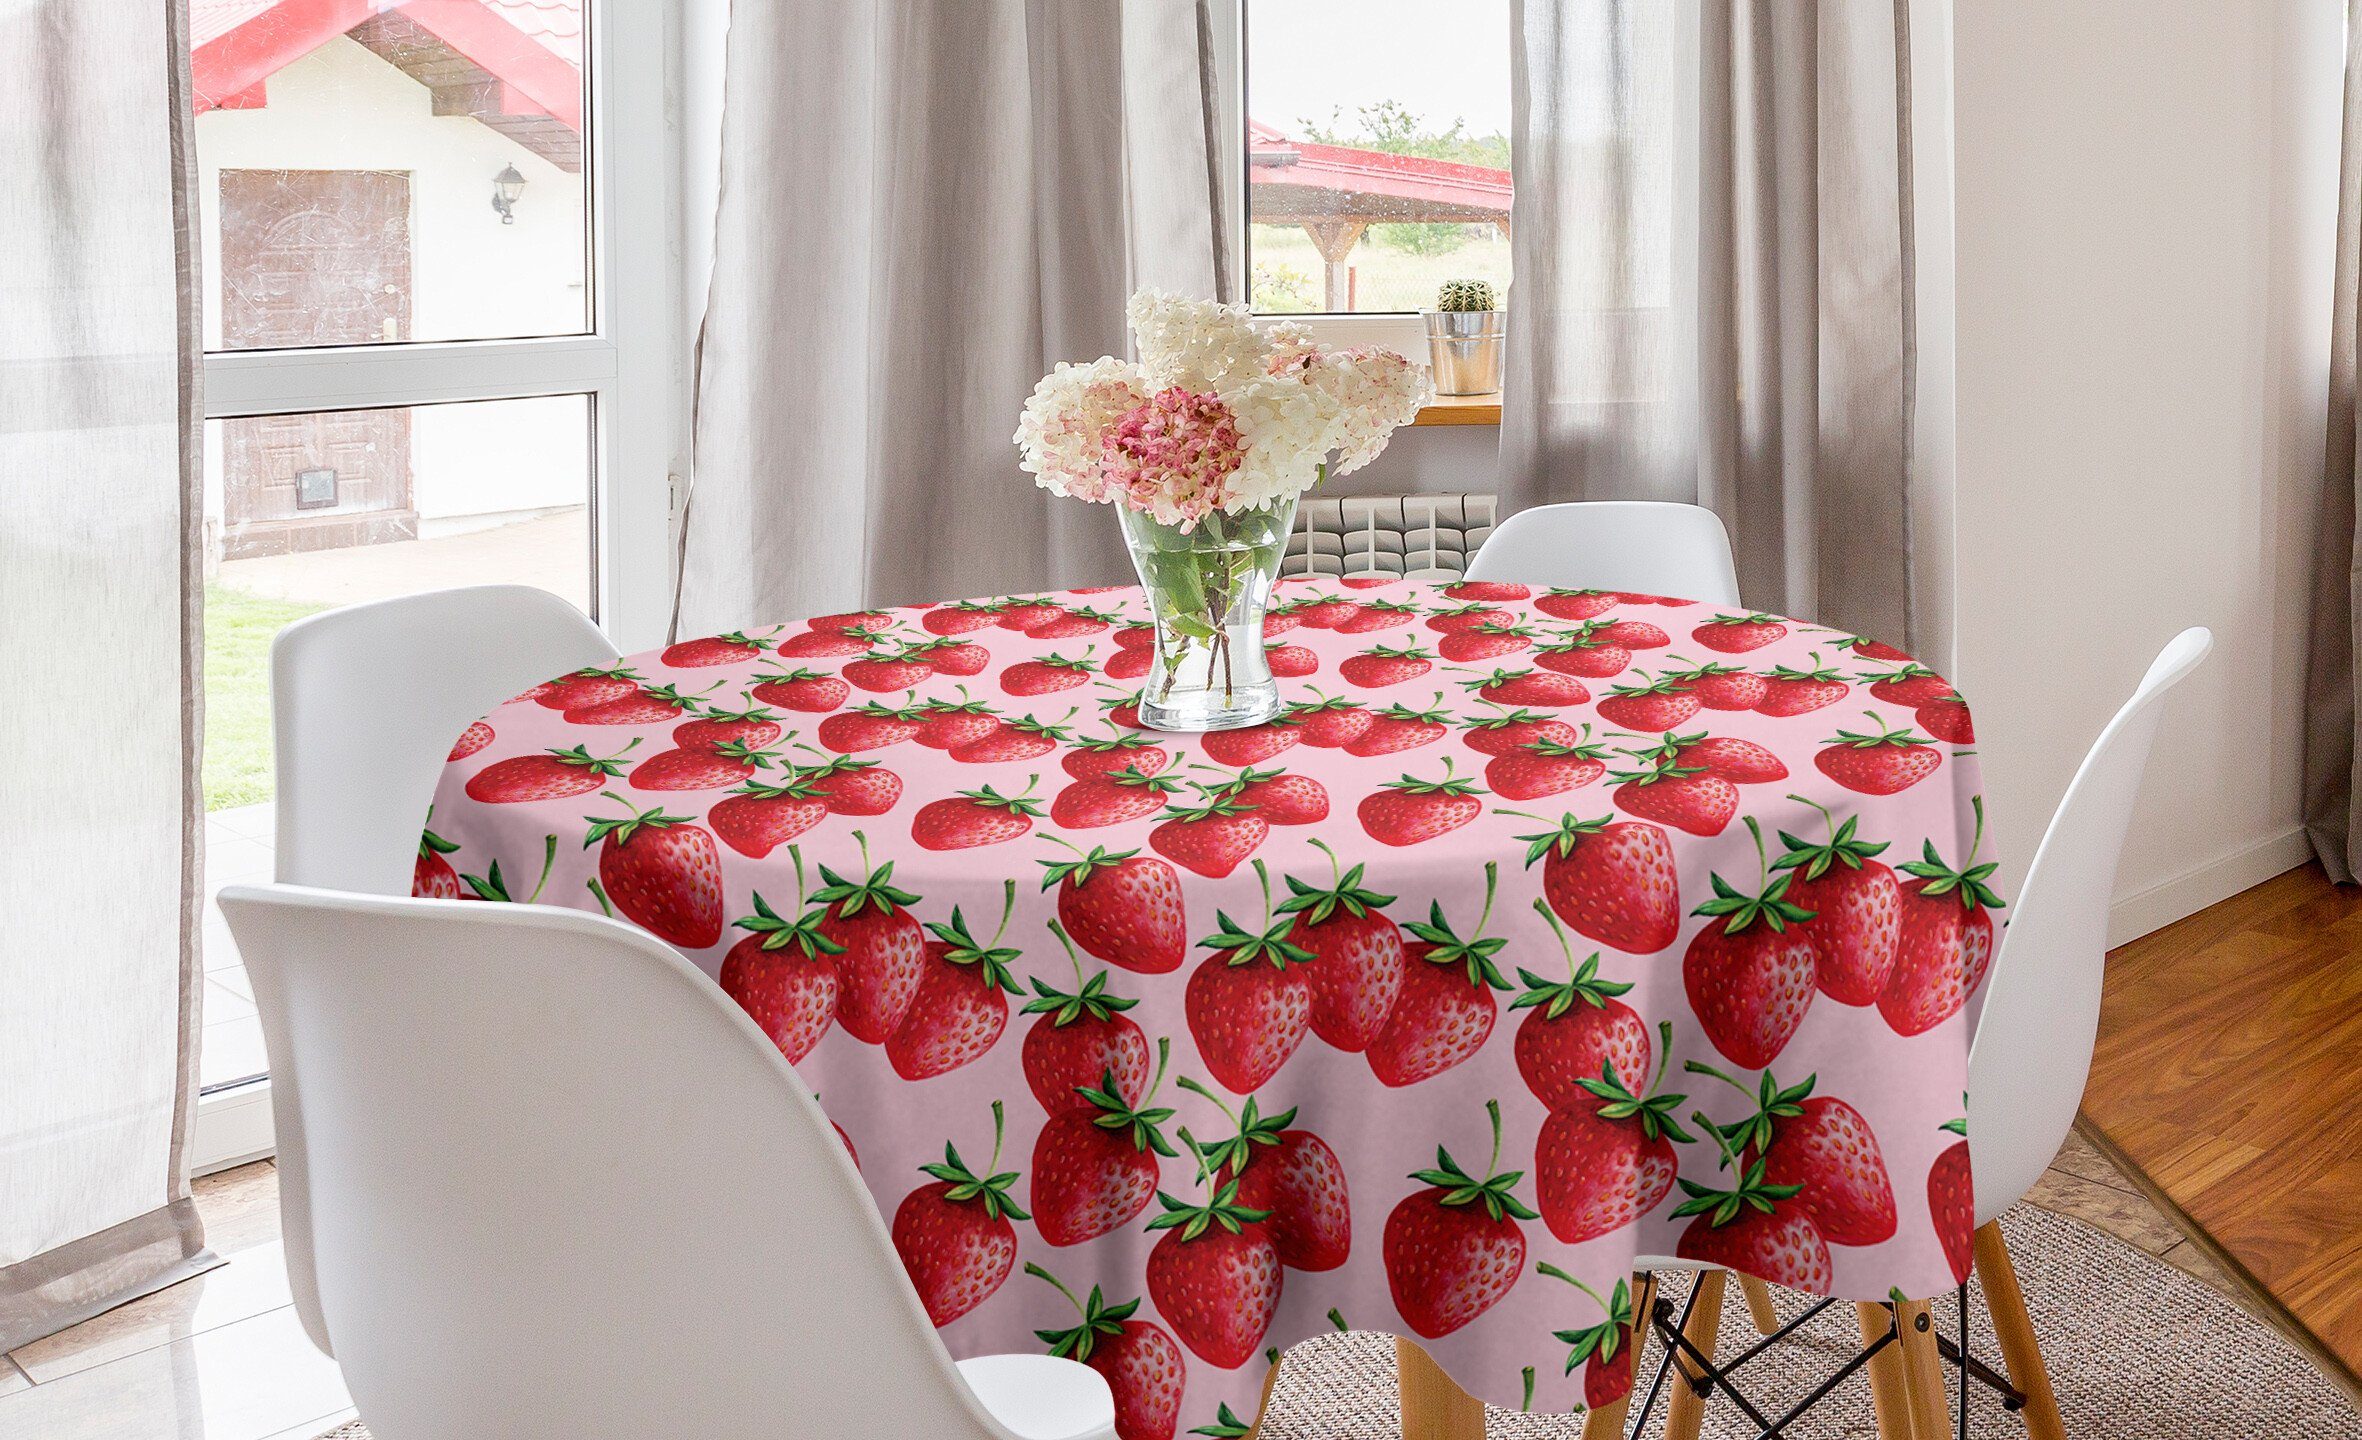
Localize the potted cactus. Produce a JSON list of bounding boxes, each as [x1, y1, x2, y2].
[[1426, 278, 1504, 396]]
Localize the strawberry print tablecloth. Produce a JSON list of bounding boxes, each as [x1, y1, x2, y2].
[[421, 577, 2000, 1435]]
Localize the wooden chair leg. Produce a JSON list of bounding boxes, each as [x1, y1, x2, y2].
[[1397, 1336, 1485, 1440], [1894, 1298, 1951, 1440], [1578, 1272, 1655, 1440], [1974, 1220, 2068, 1440], [1241, 1358, 1284, 1440], [1738, 1275, 1780, 1336], [1855, 1301, 1917, 1440], [1661, 1270, 1727, 1440]]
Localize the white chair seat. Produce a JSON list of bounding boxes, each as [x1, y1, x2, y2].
[[957, 1354, 1118, 1440]]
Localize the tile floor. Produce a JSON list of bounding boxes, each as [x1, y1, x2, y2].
[[0, 1125, 2304, 1440], [202, 803, 278, 1092]]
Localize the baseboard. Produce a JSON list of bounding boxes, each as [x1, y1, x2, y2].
[[190, 1078, 275, 1176], [2106, 826, 2312, 947]]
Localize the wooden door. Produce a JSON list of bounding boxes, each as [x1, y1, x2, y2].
[[218, 169, 417, 558]]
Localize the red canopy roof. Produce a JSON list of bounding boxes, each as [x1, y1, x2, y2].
[[1248, 119, 1511, 224], [192, 0, 581, 132]]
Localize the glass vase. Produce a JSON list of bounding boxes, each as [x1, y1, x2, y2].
[[1118, 496, 1298, 732]]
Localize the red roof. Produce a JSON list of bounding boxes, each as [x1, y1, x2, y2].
[[192, 0, 581, 131], [1248, 119, 1511, 221]]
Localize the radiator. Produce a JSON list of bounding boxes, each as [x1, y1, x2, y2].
[[1283, 493, 1498, 582]]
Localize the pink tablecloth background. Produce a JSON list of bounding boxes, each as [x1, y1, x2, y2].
[[421, 577, 1999, 1436]]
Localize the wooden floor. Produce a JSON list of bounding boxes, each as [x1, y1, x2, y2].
[[2084, 862, 2362, 1400]]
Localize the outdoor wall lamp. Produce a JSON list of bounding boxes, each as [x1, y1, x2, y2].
[[491, 164, 527, 225]]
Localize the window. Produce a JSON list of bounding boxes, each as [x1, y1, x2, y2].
[[192, 0, 678, 1104], [1242, 0, 1513, 318]]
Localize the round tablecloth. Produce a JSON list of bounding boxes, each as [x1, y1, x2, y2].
[[421, 577, 2000, 1435]]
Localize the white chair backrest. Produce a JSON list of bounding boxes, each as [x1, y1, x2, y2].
[[217, 884, 1031, 1440], [271, 585, 612, 895], [1463, 501, 1744, 605], [1967, 627, 2212, 1224]]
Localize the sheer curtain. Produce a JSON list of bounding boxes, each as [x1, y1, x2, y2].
[[2305, 0, 2362, 882], [0, 1, 214, 1349], [675, 0, 1228, 634], [1503, 0, 1931, 654]]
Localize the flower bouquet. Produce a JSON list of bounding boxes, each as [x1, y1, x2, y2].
[[1015, 291, 1427, 731]]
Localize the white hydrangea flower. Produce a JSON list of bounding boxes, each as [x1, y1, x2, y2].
[[1127, 290, 1268, 394], [1013, 356, 1146, 503]]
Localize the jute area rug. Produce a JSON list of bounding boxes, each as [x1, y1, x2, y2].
[[316, 1204, 2360, 1439]]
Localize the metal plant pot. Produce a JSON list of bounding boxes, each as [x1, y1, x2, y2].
[[1426, 310, 1506, 396]]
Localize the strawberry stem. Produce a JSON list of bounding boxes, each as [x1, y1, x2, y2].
[[1024, 1261, 1088, 1317], [988, 1098, 1006, 1174], [526, 834, 557, 903], [1045, 918, 1086, 990], [585, 876, 614, 918]]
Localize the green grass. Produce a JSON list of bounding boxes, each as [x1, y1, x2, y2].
[[1250, 223, 1512, 314], [203, 585, 328, 812]]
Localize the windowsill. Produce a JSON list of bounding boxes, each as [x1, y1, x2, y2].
[[1413, 392, 1501, 427]]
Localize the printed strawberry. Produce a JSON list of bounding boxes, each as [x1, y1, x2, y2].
[[1337, 643, 1436, 690], [1287, 595, 1361, 629], [1023, 921, 1154, 1109], [709, 772, 828, 858], [1345, 698, 1452, 756], [1670, 734, 1788, 785], [1609, 758, 1737, 838], [1114, 624, 1157, 652], [1031, 1269, 1187, 1440], [719, 876, 842, 1063], [1198, 718, 1300, 767], [1369, 862, 1511, 1086], [750, 665, 850, 712], [807, 610, 894, 636], [797, 754, 902, 815], [1879, 797, 2004, 1035], [1064, 732, 1170, 782], [1536, 1266, 1640, 1410], [904, 635, 991, 677], [1276, 840, 1407, 1052], [1594, 674, 1700, 732], [1593, 620, 1670, 649], [1754, 655, 1850, 717], [1210, 765, 1328, 825], [1358, 759, 1485, 847], [1031, 1038, 1179, 1245], [912, 776, 1043, 851], [843, 651, 936, 693], [413, 825, 462, 899], [1692, 613, 1787, 653], [1463, 707, 1580, 758], [1534, 1021, 1693, 1243], [914, 694, 1002, 750], [996, 599, 1066, 631], [1457, 666, 1589, 707], [952, 713, 1074, 764], [923, 599, 1006, 635], [1510, 812, 1681, 953], [1815, 711, 1943, 795], [1866, 664, 1956, 707], [1683, 818, 1820, 1068], [1288, 693, 1376, 748], [1833, 635, 1915, 664], [1510, 900, 1649, 1110], [1032, 605, 1122, 639], [448, 720, 494, 761], [1383, 1100, 1539, 1338], [817, 698, 928, 752], [1535, 625, 1633, 680], [1145, 1162, 1283, 1369], [888, 883, 1021, 1079], [1444, 580, 1531, 602], [810, 836, 926, 1042], [1614, 591, 1692, 605], [663, 630, 767, 667], [1670, 1159, 1832, 1290], [777, 628, 870, 659], [534, 665, 639, 711], [1688, 1063, 1898, 1246], [1182, 1087, 1352, 1272], [1003, 651, 1097, 696], [1533, 588, 1619, 622], [1770, 796, 1902, 1005], [1437, 622, 1538, 664], [1928, 1117, 1974, 1283], [583, 795, 725, 948], [1152, 793, 1269, 878], [1052, 765, 1186, 829], [673, 706, 783, 752], [451, 836, 557, 905], [1486, 731, 1612, 802], [1265, 643, 1319, 678], [1336, 598, 1420, 634], [1663, 657, 1767, 711], [1029, 1267, 1186, 1440], [1916, 695, 1976, 744], [1186, 864, 1316, 1092], [1040, 839, 1188, 974], [893, 1101, 1029, 1325], [465, 739, 638, 804], [1427, 602, 1516, 635], [628, 739, 772, 792]]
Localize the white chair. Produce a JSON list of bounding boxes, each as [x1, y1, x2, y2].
[[1463, 501, 1744, 606], [217, 883, 1118, 1440], [1605, 628, 2214, 1440], [271, 584, 613, 895]]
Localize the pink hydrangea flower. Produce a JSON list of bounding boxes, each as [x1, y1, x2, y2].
[[1099, 387, 1245, 530]]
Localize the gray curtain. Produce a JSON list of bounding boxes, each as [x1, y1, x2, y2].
[[2304, 0, 2362, 882], [1503, 0, 1926, 653], [676, 0, 1228, 633], [0, 0, 215, 1350]]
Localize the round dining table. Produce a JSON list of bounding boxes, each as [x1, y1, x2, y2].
[[420, 575, 2000, 1440]]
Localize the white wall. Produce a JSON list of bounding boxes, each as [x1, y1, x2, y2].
[[1949, 0, 2341, 937], [196, 37, 589, 522]]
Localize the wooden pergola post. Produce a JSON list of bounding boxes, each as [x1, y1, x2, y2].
[[1300, 220, 1368, 312]]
